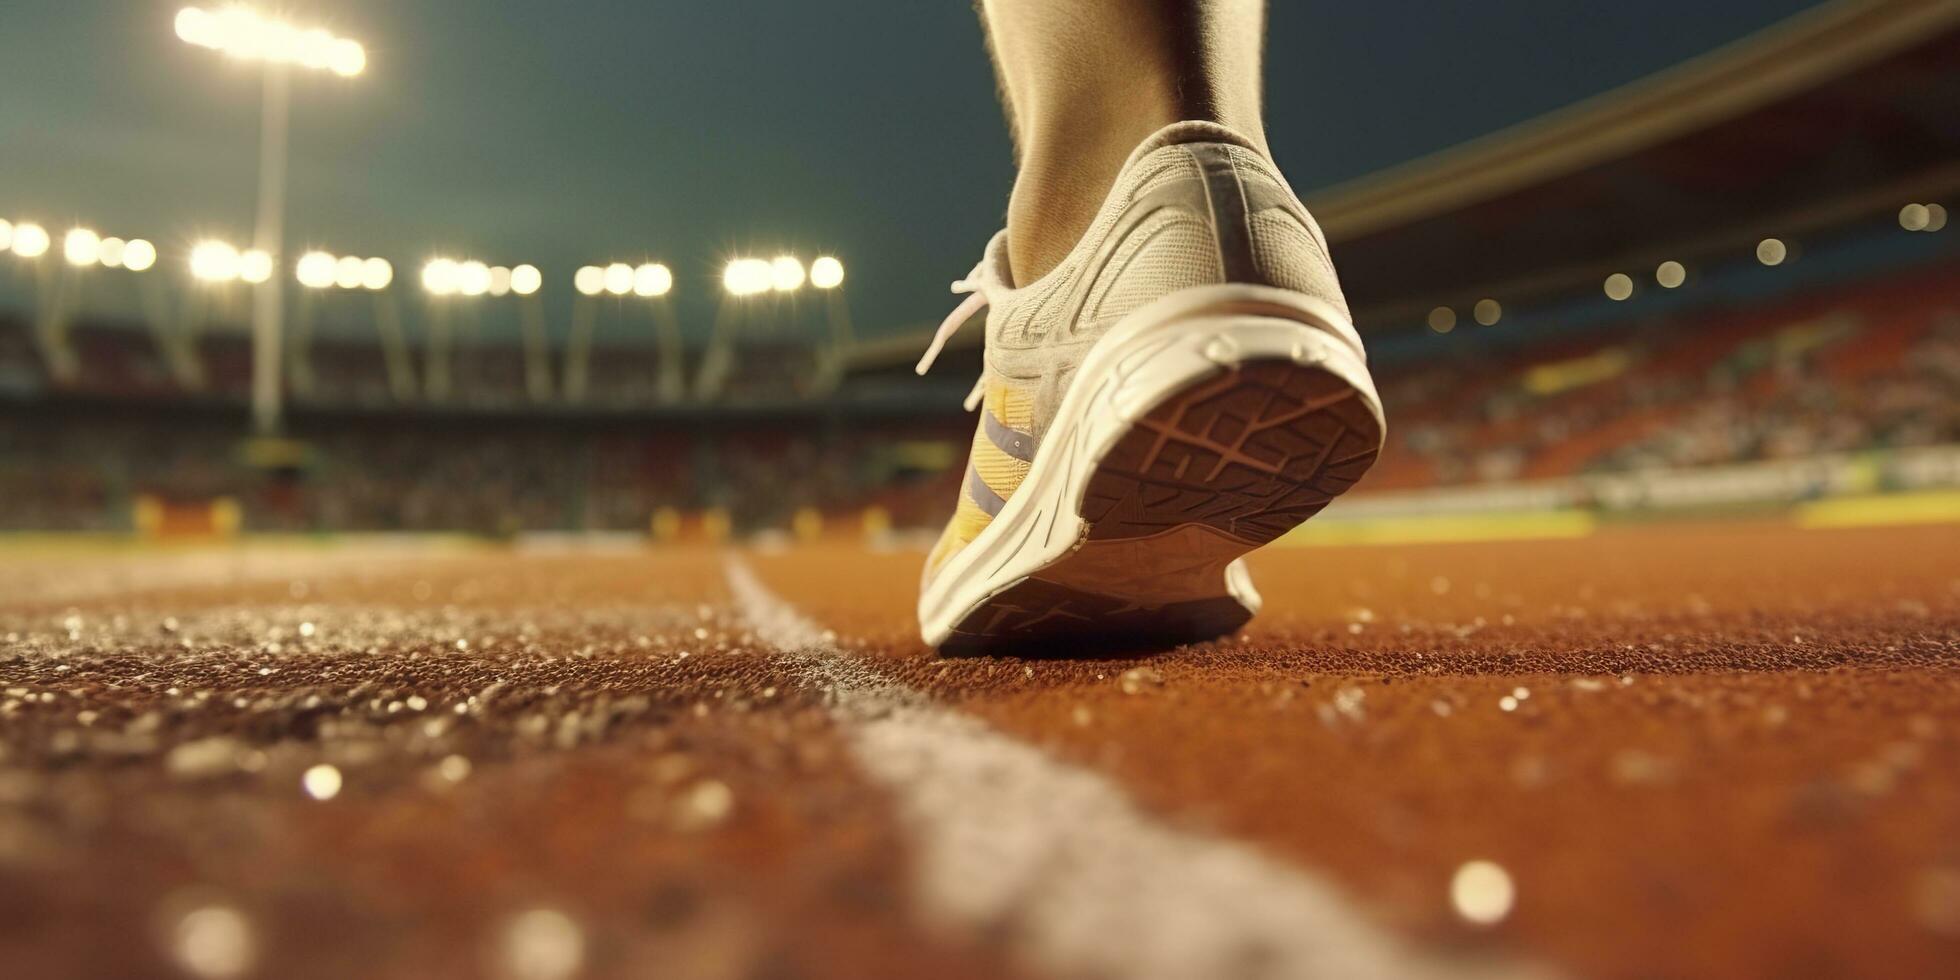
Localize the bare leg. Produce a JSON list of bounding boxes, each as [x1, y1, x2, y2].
[[979, 0, 1270, 285]]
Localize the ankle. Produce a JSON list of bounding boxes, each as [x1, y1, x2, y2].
[[1005, 108, 1266, 286]]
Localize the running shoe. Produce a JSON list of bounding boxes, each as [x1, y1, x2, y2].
[[916, 121, 1384, 653]]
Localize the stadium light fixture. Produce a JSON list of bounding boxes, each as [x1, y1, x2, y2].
[[1656, 261, 1686, 289], [1899, 204, 1930, 232], [333, 254, 367, 290], [45, 226, 157, 272], [1927, 204, 1948, 233], [175, 6, 366, 77], [361, 256, 392, 290], [1756, 238, 1787, 266], [722, 257, 772, 296], [423, 256, 533, 297], [10, 222, 51, 260], [63, 228, 103, 267], [296, 250, 336, 289], [239, 249, 273, 284], [1603, 273, 1633, 301], [298, 250, 391, 290], [1426, 306, 1456, 334], [458, 260, 491, 297], [810, 256, 844, 290], [602, 262, 634, 296], [771, 255, 805, 292], [98, 237, 128, 269], [1472, 298, 1501, 326], [177, 5, 368, 436], [633, 262, 673, 298], [573, 265, 604, 296], [123, 239, 157, 272], [421, 258, 461, 296], [190, 240, 243, 282]]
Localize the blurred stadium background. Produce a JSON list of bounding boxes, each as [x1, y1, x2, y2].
[[2, 1, 1954, 547]]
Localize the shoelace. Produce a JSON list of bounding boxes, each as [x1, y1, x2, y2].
[[916, 265, 992, 411]]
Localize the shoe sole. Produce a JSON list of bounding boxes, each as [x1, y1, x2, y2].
[[919, 285, 1384, 654]]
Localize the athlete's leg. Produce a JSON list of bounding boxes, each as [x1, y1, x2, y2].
[[978, 0, 1270, 285]]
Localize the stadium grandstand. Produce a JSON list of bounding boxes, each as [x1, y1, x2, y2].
[[2, 0, 1956, 538]]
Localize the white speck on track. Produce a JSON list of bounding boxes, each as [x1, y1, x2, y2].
[[726, 556, 1549, 980]]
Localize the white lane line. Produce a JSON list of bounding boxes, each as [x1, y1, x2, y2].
[[726, 557, 1550, 980]]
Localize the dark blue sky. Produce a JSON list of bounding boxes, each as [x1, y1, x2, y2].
[[2, 0, 1824, 337]]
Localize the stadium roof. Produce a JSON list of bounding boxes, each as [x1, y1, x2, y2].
[[850, 0, 1960, 370], [1320, 0, 1960, 325]]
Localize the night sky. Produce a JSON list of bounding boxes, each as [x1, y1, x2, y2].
[[1, 0, 1825, 339]]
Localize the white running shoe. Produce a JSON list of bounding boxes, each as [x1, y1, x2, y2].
[[916, 121, 1385, 653]]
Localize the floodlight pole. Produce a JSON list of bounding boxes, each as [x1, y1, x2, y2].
[[425, 300, 453, 401], [519, 293, 554, 402], [563, 297, 597, 403], [371, 292, 417, 401], [652, 298, 685, 404], [250, 62, 291, 435], [693, 299, 741, 401], [813, 288, 855, 394]]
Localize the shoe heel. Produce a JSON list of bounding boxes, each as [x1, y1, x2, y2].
[[1081, 332, 1382, 546]]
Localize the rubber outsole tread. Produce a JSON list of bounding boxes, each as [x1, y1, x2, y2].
[[1082, 359, 1380, 543], [944, 358, 1380, 655]]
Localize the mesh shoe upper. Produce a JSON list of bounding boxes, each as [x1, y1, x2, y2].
[[923, 121, 1353, 586]]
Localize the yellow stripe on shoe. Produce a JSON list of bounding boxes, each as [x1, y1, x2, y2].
[[924, 381, 1041, 581]]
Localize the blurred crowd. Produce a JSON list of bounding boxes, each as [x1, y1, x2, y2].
[[3, 261, 1957, 533], [1368, 265, 1960, 490]]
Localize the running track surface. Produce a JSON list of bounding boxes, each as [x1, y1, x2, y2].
[[1, 521, 1955, 979]]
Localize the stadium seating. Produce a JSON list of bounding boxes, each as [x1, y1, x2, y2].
[[2, 258, 1955, 533]]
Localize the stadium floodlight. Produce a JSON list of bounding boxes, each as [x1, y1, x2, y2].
[[1426, 306, 1456, 334], [421, 258, 460, 296], [123, 239, 157, 272], [333, 254, 366, 290], [1927, 204, 1948, 233], [722, 257, 772, 296], [361, 257, 392, 290], [510, 264, 542, 296], [175, 6, 366, 78], [488, 266, 512, 297], [1756, 238, 1787, 266], [1656, 261, 1686, 289], [573, 265, 604, 296], [296, 250, 337, 289], [602, 262, 634, 296], [633, 262, 673, 298], [1899, 204, 1930, 232], [190, 240, 243, 282], [63, 228, 103, 267], [1603, 273, 1633, 301], [240, 249, 274, 284], [11, 222, 51, 259], [98, 237, 128, 269], [458, 260, 491, 297], [771, 255, 805, 292], [177, 6, 368, 436], [1473, 298, 1501, 326], [810, 256, 844, 290], [299, 251, 391, 290]]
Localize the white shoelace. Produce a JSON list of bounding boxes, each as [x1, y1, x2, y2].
[[916, 263, 993, 411]]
